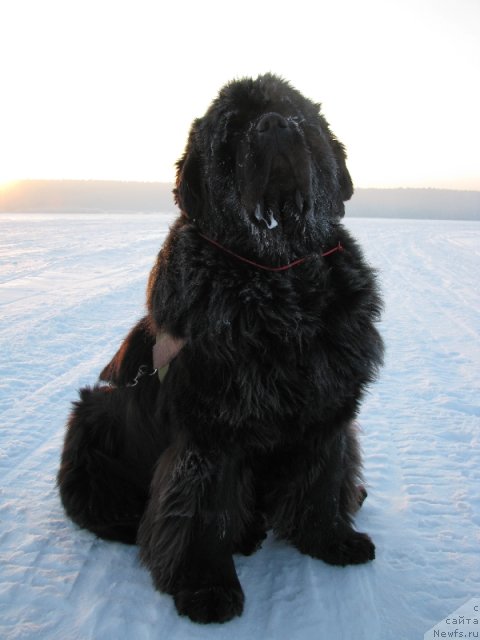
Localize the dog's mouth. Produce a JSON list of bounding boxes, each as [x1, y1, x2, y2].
[[244, 163, 313, 232], [237, 114, 313, 231], [253, 156, 313, 230], [254, 201, 279, 230]]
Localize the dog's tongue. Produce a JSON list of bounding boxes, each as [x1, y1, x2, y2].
[[255, 203, 278, 230]]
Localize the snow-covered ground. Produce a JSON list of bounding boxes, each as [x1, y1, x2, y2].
[[0, 212, 479, 640]]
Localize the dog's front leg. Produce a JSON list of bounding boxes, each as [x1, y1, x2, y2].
[[137, 442, 245, 624], [270, 425, 375, 566]]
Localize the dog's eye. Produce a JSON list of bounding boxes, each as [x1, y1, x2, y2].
[[221, 128, 242, 148], [220, 111, 243, 144], [305, 122, 327, 138]]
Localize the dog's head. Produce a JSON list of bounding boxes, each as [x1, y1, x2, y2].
[[175, 74, 353, 255]]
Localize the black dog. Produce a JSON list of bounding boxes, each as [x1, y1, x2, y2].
[[58, 74, 384, 624]]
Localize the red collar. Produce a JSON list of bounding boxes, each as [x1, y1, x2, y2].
[[198, 233, 344, 272]]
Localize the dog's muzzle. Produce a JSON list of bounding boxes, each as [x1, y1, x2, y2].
[[237, 112, 313, 229]]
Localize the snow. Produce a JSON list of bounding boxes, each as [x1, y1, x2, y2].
[[0, 212, 479, 640]]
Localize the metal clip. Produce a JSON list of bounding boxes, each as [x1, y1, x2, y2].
[[126, 365, 158, 388]]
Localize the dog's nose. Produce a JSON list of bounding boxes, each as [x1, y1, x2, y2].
[[256, 112, 288, 133]]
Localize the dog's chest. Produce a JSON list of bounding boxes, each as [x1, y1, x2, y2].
[[206, 268, 332, 346], [170, 260, 375, 436], [199, 271, 343, 410]]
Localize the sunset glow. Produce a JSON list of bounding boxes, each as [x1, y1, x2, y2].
[[1, 0, 479, 190]]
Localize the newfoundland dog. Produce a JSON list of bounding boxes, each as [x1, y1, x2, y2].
[[58, 73, 384, 623]]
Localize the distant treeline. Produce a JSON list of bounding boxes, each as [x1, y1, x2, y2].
[[348, 188, 480, 221], [1, 180, 479, 220], [0, 180, 175, 214]]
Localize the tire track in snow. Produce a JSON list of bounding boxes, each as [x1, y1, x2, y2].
[[0, 214, 173, 487], [352, 219, 480, 635]]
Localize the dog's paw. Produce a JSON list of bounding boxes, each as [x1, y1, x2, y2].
[[319, 530, 375, 566], [174, 584, 244, 624]]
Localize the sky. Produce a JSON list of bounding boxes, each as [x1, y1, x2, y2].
[[1, 0, 479, 190]]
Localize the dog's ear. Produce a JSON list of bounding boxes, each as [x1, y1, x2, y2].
[[331, 138, 354, 202], [174, 122, 204, 220]]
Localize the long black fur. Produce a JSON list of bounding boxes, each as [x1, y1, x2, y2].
[[58, 74, 384, 624]]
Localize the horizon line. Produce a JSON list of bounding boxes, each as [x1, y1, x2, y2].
[[1, 178, 479, 193]]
